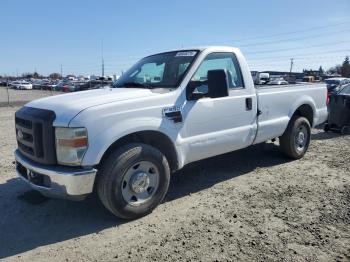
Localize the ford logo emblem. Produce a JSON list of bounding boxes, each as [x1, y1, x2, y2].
[[17, 129, 24, 139]]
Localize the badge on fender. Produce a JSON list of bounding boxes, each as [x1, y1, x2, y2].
[[162, 106, 182, 123]]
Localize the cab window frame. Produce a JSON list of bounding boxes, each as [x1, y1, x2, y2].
[[185, 51, 245, 100]]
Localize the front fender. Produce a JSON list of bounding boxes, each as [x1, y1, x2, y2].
[[81, 117, 179, 166]]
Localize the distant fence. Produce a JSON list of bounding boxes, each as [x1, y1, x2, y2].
[[0, 85, 57, 107]]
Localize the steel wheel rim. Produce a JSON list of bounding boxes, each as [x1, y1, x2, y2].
[[294, 125, 308, 153], [121, 161, 159, 206]]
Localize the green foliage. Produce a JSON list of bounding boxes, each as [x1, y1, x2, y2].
[[318, 66, 324, 74], [49, 73, 62, 79], [327, 65, 342, 75], [341, 56, 350, 78]]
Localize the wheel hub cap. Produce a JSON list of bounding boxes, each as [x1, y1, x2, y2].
[[294, 125, 308, 152], [121, 161, 160, 206], [130, 172, 150, 193], [297, 132, 305, 145]]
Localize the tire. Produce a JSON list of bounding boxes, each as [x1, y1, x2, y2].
[[341, 126, 350, 135], [324, 123, 330, 133], [279, 116, 311, 159], [97, 143, 170, 219]]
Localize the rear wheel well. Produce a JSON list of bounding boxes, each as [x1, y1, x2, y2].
[[98, 131, 179, 172], [292, 104, 314, 126]]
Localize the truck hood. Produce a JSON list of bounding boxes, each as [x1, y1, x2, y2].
[[26, 88, 158, 126]]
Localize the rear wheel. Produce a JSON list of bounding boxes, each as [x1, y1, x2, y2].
[[341, 126, 350, 135], [279, 116, 311, 159], [324, 123, 330, 132], [97, 143, 170, 219]]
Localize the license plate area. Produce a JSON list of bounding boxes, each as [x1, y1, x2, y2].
[[16, 162, 51, 188]]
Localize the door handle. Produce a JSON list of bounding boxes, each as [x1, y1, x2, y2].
[[246, 98, 252, 111]]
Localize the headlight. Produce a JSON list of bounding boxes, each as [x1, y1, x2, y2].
[[55, 127, 88, 166]]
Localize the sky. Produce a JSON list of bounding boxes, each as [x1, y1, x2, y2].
[[0, 0, 349, 77]]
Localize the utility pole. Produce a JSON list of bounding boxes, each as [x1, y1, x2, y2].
[[60, 64, 63, 79], [101, 39, 105, 77], [289, 58, 294, 76]]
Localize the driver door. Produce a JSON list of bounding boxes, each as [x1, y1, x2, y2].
[[180, 52, 257, 164]]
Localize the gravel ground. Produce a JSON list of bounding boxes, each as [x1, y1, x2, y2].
[[0, 103, 349, 261], [0, 87, 59, 107]]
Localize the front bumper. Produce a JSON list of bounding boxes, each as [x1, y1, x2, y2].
[[15, 150, 96, 200]]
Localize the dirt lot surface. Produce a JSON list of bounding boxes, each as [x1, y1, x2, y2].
[[0, 100, 349, 261], [0, 87, 59, 107]]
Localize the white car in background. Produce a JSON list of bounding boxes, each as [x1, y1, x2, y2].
[[10, 81, 33, 90], [267, 79, 289, 85]]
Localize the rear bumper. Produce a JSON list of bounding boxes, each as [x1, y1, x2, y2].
[[15, 150, 96, 200]]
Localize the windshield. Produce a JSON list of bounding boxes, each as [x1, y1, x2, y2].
[[340, 85, 350, 94], [113, 50, 198, 89]]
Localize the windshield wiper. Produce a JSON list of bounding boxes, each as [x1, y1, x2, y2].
[[116, 82, 154, 89]]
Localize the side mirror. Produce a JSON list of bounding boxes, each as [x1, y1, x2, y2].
[[207, 69, 229, 98]]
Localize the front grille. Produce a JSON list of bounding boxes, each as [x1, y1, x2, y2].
[[15, 107, 56, 165], [15, 117, 32, 129]]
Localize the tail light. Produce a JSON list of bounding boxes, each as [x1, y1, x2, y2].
[[326, 92, 330, 106]]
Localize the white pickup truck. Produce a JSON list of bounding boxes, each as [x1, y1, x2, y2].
[[15, 46, 328, 219]]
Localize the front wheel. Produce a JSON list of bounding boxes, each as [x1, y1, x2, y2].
[[97, 143, 170, 219], [279, 116, 311, 159]]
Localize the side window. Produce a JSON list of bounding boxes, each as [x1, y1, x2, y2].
[[190, 52, 244, 93]]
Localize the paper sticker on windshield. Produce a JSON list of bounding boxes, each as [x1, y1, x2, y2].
[[175, 51, 197, 57]]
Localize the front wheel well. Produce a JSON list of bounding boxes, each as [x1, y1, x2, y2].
[[292, 104, 314, 126], [98, 131, 179, 172]]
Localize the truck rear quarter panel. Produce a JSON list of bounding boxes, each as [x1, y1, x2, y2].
[[254, 84, 328, 144]]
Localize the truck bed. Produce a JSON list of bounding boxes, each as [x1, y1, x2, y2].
[[253, 82, 328, 144], [255, 82, 326, 89]]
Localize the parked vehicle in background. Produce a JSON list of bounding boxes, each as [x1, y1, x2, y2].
[[10, 80, 33, 90], [284, 75, 296, 84], [14, 46, 328, 219], [45, 81, 60, 91], [267, 79, 289, 85], [302, 76, 315, 83], [79, 80, 113, 91], [68, 84, 81, 92], [339, 84, 350, 95], [32, 79, 50, 90], [62, 83, 75, 92], [324, 84, 350, 134], [32, 80, 42, 90], [0, 79, 8, 86], [324, 77, 350, 96], [69, 81, 89, 92], [251, 71, 270, 85], [53, 80, 74, 92]]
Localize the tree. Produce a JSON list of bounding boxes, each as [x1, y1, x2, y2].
[[33, 72, 40, 78], [341, 56, 350, 78], [49, 73, 62, 79], [318, 66, 324, 75], [22, 72, 33, 78], [327, 65, 342, 75]]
